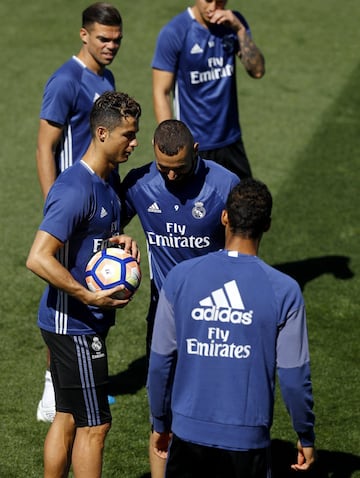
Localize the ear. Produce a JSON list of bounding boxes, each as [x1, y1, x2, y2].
[[97, 127, 108, 142], [80, 27, 88, 44], [193, 142, 199, 154], [221, 209, 228, 226]]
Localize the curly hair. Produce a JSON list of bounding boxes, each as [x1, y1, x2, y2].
[[90, 91, 141, 135], [226, 179, 272, 239]]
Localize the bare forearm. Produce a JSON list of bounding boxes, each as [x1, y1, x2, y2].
[[27, 249, 91, 304], [208, 9, 265, 79], [36, 148, 57, 200], [238, 32, 265, 78], [36, 119, 63, 199], [153, 94, 173, 123], [152, 69, 174, 123], [26, 249, 129, 308], [26, 231, 136, 308]]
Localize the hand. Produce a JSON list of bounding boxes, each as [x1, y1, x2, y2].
[[108, 234, 140, 262], [208, 8, 246, 33], [151, 430, 172, 460], [85, 284, 130, 309], [290, 441, 317, 471]]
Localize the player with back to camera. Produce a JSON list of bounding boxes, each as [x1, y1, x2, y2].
[[36, 2, 123, 422], [120, 119, 239, 477], [148, 178, 317, 478], [26, 91, 141, 478], [152, 0, 265, 179]]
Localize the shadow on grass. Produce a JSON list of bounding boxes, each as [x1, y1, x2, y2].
[[271, 439, 360, 478], [138, 440, 360, 478], [108, 355, 147, 395], [273, 255, 354, 291]]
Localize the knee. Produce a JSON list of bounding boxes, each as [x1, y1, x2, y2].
[[101, 421, 111, 436], [88, 422, 112, 444]]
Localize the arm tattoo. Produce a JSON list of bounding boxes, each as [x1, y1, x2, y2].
[[238, 35, 264, 77]]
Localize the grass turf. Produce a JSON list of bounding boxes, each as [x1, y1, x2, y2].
[[0, 0, 359, 476]]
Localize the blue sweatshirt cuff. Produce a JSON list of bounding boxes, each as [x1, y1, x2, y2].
[[152, 416, 171, 433], [298, 430, 315, 447]]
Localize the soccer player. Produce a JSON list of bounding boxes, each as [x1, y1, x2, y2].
[[36, 2, 123, 422], [148, 179, 317, 478], [26, 91, 141, 478], [37, 2, 123, 198], [152, 0, 265, 179], [120, 119, 239, 477]]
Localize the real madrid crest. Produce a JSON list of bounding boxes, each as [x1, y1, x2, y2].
[[192, 201, 206, 219], [91, 337, 102, 352]]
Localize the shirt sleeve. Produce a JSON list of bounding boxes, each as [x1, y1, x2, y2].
[[40, 178, 91, 243], [147, 286, 177, 433], [234, 11, 251, 36], [151, 22, 184, 73], [40, 74, 78, 126], [277, 306, 316, 446]]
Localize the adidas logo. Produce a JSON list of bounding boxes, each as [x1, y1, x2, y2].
[[190, 43, 203, 54], [192, 280, 253, 325], [147, 202, 162, 213], [100, 207, 108, 218], [199, 280, 245, 309]]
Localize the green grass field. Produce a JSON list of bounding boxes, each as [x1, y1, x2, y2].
[[0, 1, 359, 476]]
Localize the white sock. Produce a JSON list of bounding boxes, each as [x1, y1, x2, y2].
[[41, 370, 55, 409]]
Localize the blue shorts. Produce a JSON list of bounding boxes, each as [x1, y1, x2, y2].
[[41, 329, 111, 427]]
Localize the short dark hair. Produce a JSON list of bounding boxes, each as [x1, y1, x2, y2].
[[90, 91, 141, 135], [153, 120, 194, 156], [226, 179, 272, 239], [82, 2, 122, 28]]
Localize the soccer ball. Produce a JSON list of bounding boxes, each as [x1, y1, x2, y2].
[[85, 247, 141, 300]]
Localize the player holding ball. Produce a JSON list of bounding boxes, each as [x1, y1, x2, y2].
[[27, 91, 141, 478]]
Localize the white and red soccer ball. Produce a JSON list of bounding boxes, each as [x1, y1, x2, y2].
[[85, 247, 141, 300]]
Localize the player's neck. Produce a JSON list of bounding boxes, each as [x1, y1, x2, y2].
[[76, 50, 105, 76], [225, 236, 260, 257], [82, 146, 110, 180]]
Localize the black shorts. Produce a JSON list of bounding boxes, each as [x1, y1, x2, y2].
[[199, 137, 252, 180], [41, 329, 111, 427], [165, 434, 270, 478]]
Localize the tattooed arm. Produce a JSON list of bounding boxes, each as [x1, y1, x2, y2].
[[236, 22, 265, 79], [209, 9, 265, 79]]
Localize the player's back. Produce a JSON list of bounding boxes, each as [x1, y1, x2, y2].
[[154, 249, 304, 450]]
